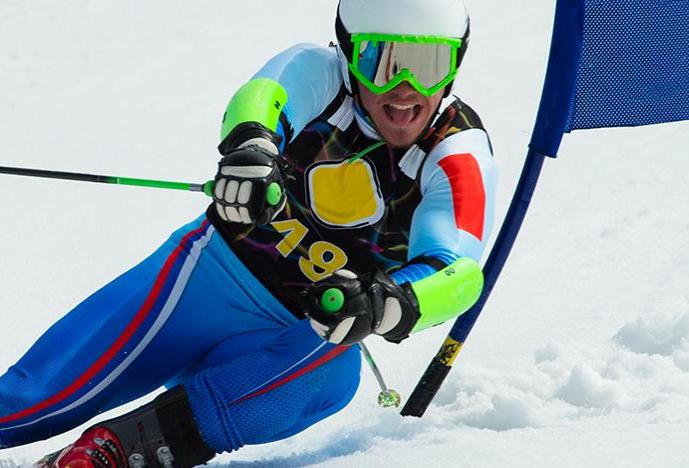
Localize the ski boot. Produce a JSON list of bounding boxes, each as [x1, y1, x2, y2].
[[35, 386, 214, 467], [34, 426, 125, 467]]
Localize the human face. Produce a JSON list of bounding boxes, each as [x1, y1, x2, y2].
[[358, 81, 444, 149]]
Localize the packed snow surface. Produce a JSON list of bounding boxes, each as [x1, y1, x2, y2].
[[1, 1, 688, 466]]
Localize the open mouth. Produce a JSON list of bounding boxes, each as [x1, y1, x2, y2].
[[383, 103, 422, 127]]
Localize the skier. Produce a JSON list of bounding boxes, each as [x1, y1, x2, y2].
[[0, 0, 496, 466]]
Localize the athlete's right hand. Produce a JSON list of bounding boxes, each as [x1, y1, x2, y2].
[[213, 145, 287, 225]]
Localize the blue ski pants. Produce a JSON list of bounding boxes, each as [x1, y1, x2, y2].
[[0, 215, 361, 453]]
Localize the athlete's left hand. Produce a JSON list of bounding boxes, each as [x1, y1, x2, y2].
[[303, 270, 420, 345]]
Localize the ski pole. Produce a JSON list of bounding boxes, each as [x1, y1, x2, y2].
[[319, 289, 401, 408], [360, 341, 401, 408], [0, 166, 215, 197]]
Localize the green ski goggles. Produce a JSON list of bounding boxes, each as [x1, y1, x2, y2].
[[348, 33, 463, 97]]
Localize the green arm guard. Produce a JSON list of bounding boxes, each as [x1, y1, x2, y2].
[[410, 258, 484, 333], [220, 78, 289, 140]]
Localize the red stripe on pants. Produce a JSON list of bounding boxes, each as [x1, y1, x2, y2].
[[233, 346, 350, 404], [0, 220, 209, 425]]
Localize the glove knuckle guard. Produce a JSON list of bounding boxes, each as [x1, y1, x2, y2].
[[213, 145, 286, 225]]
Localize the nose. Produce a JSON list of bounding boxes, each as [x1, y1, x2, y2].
[[388, 82, 421, 99]]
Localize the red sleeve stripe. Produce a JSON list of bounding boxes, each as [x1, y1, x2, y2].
[[438, 154, 486, 241]]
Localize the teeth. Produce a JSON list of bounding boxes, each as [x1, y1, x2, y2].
[[388, 104, 416, 111]]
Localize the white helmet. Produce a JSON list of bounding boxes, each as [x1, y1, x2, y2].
[[337, 0, 469, 37], [335, 0, 470, 94]]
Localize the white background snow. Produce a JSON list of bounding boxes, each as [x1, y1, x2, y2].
[[1, 1, 688, 466]]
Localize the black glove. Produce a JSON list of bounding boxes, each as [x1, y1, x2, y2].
[[303, 270, 420, 345], [213, 144, 287, 225]]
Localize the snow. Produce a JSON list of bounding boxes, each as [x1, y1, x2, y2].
[[1, 0, 689, 466]]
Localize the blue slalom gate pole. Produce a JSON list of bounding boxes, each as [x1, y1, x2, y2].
[[401, 0, 584, 417], [400, 149, 549, 417], [403, 0, 689, 417]]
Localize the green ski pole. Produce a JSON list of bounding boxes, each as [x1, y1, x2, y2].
[[0, 165, 215, 197]]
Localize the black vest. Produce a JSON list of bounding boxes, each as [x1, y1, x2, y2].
[[208, 93, 485, 317]]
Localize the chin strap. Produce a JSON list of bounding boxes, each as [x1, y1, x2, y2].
[[351, 94, 382, 140]]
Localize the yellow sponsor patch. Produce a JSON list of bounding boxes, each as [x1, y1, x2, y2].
[[437, 337, 463, 366], [307, 159, 384, 228]]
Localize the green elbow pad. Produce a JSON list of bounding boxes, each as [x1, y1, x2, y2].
[[410, 258, 484, 333], [221, 78, 288, 140]]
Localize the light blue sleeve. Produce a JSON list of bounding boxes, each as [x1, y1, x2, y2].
[[391, 129, 497, 285], [252, 43, 344, 140]]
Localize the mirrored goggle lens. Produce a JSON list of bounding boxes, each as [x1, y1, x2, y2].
[[356, 40, 454, 89]]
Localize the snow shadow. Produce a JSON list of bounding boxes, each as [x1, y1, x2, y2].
[[217, 310, 689, 466], [406, 309, 689, 430], [217, 411, 428, 467]]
